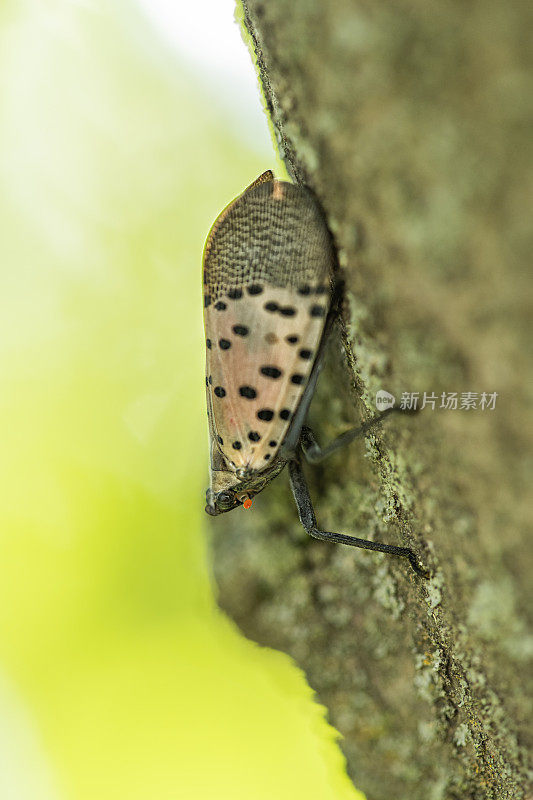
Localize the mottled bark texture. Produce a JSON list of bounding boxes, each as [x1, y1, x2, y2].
[[211, 2, 533, 798]]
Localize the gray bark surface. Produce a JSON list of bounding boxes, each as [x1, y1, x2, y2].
[[211, 2, 533, 798]]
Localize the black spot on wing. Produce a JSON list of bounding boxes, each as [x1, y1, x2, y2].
[[232, 325, 249, 336], [260, 366, 282, 379], [263, 301, 296, 317], [239, 386, 257, 399], [310, 304, 326, 318]]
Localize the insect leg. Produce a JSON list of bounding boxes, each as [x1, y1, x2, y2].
[[288, 459, 429, 578], [300, 406, 416, 464]]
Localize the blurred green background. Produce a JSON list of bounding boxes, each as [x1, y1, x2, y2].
[[0, 1, 363, 798]]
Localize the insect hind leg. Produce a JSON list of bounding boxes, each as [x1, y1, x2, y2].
[[288, 459, 429, 578], [300, 406, 417, 464]]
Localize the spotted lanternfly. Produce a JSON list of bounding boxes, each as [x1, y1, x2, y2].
[[202, 171, 428, 577]]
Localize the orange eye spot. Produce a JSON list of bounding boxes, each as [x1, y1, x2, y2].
[[243, 498, 253, 510]]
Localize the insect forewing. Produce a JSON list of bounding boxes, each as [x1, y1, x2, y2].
[[203, 176, 335, 475]]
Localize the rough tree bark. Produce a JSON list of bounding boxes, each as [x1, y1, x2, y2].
[[211, 2, 533, 798]]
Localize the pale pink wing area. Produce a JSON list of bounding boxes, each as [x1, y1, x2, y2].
[[205, 285, 328, 470]]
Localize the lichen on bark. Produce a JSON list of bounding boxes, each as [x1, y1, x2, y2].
[[211, 2, 533, 798]]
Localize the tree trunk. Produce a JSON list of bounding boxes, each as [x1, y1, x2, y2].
[[211, 2, 533, 797]]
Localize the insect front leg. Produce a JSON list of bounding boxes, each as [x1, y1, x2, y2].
[[300, 406, 416, 464], [288, 459, 429, 578]]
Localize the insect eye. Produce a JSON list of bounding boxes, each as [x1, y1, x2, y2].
[[216, 491, 235, 510]]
